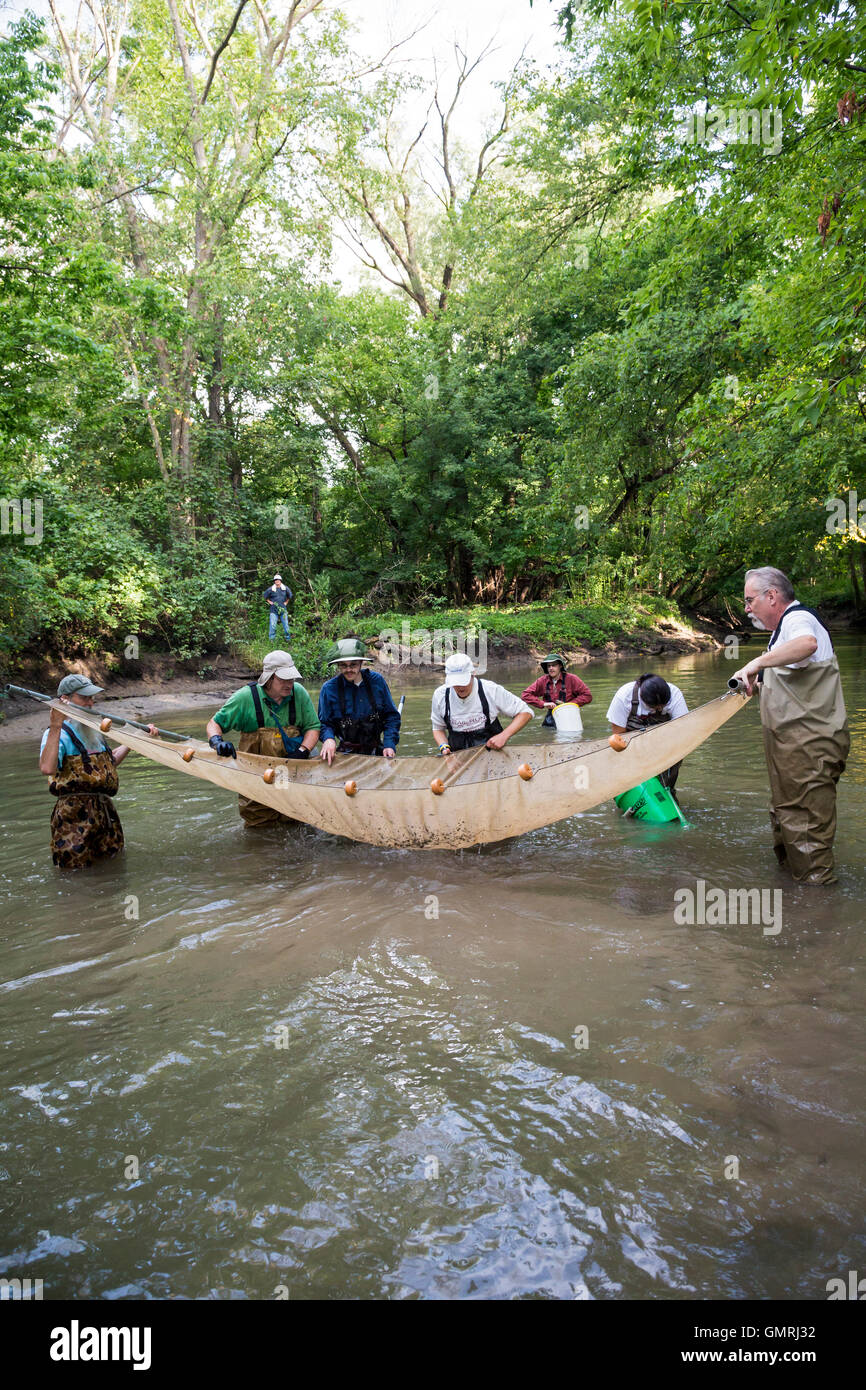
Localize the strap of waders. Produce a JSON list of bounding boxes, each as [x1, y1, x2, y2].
[[248, 682, 299, 757]]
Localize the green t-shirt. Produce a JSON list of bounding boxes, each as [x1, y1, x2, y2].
[[213, 682, 320, 735]]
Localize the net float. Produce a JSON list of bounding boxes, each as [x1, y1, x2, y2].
[[262, 768, 276, 785], [345, 780, 357, 797], [430, 777, 445, 795], [99, 717, 112, 732], [181, 747, 195, 763], [517, 763, 533, 781], [609, 733, 628, 752]]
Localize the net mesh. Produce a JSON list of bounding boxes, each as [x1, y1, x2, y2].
[[53, 689, 750, 849]]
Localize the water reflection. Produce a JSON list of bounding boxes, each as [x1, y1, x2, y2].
[[0, 640, 864, 1299]]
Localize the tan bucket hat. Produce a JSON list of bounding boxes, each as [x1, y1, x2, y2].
[[258, 650, 301, 684]]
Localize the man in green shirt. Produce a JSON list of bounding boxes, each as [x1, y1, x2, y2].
[[206, 650, 320, 826]]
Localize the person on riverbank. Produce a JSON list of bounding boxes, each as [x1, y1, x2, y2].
[[38, 674, 158, 870], [521, 654, 593, 728], [432, 654, 533, 753], [607, 673, 689, 791], [206, 651, 320, 826], [263, 574, 292, 641], [731, 566, 849, 884], [318, 638, 401, 764]]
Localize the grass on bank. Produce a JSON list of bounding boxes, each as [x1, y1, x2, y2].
[[233, 596, 687, 681]]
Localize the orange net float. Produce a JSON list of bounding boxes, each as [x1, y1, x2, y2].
[[430, 777, 445, 795], [99, 717, 112, 732], [262, 768, 276, 785], [181, 747, 195, 763], [609, 733, 628, 751], [345, 780, 357, 797], [517, 763, 533, 781]]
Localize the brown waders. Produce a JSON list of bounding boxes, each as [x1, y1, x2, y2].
[[760, 659, 849, 884], [237, 724, 303, 827]]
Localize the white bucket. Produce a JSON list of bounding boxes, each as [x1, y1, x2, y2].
[[551, 702, 583, 734]]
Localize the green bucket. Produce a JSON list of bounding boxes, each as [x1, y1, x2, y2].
[[614, 776, 685, 825]]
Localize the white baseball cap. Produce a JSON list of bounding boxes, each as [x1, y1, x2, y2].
[[444, 653, 476, 686], [258, 650, 300, 684], [273, 573, 283, 581]]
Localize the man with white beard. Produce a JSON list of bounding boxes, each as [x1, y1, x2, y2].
[[731, 566, 849, 884]]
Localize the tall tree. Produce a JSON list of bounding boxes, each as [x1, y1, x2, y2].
[[47, 0, 335, 520]]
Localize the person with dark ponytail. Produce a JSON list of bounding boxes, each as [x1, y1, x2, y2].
[[606, 672, 689, 791]]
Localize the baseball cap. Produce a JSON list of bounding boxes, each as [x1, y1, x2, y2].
[[444, 653, 476, 687], [57, 674, 103, 697]]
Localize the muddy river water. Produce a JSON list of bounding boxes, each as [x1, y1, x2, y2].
[[1, 643, 864, 1300]]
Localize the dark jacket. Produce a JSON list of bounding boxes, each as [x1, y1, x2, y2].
[[263, 584, 292, 608], [318, 669, 401, 751]]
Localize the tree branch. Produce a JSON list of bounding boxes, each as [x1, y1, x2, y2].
[[202, 0, 250, 104]]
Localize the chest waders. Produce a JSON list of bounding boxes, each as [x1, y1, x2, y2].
[[237, 682, 303, 827], [47, 722, 124, 869], [760, 611, 849, 882], [335, 671, 387, 755], [764, 604, 831, 661], [542, 675, 567, 728], [443, 680, 504, 750], [625, 680, 681, 790]]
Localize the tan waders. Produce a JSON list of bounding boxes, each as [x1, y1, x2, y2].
[[237, 726, 302, 827], [760, 659, 849, 884]]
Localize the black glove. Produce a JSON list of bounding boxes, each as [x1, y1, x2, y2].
[[286, 745, 310, 760], [209, 734, 237, 758]]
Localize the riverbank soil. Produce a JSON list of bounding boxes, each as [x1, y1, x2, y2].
[[1, 610, 739, 738], [6, 597, 858, 738]]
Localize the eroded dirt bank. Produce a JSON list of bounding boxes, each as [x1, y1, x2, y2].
[[0, 613, 748, 742]]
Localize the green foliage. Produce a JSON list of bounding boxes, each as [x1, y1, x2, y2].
[[234, 586, 336, 684], [1, 0, 863, 681], [0, 471, 246, 670], [345, 598, 682, 652], [0, 15, 120, 466]]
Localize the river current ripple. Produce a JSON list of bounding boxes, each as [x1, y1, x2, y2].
[[1, 644, 864, 1299]]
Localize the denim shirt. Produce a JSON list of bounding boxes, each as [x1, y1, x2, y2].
[[318, 670, 401, 749]]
